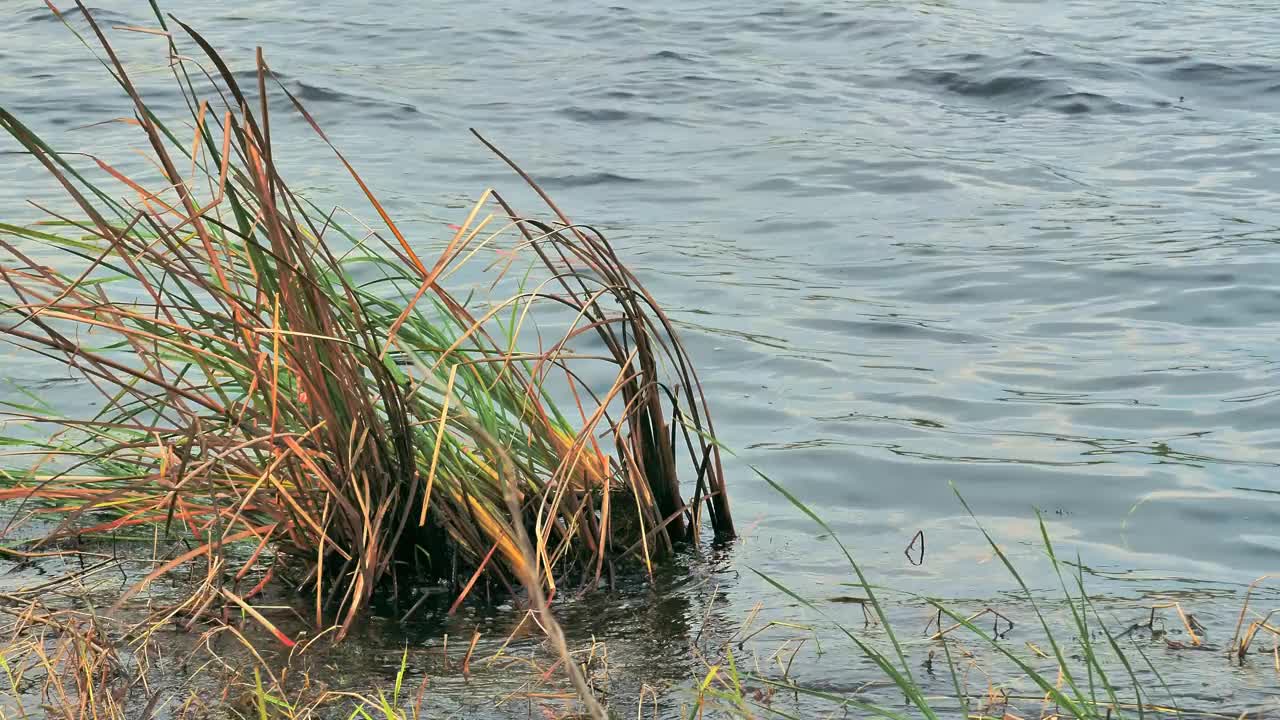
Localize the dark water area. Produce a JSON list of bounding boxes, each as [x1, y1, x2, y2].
[[6, 0, 1280, 715]]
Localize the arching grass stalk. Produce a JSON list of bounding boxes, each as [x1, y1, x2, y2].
[[0, 1, 732, 642]]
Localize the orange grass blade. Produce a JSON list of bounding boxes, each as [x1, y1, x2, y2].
[[222, 588, 296, 648], [419, 364, 458, 526]]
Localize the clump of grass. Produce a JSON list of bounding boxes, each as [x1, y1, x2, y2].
[[0, 1, 732, 643]]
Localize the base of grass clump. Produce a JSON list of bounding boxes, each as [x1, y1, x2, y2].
[[0, 1, 732, 645], [4, 483, 1267, 720]]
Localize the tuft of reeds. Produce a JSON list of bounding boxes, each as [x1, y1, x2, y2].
[[0, 1, 731, 642]]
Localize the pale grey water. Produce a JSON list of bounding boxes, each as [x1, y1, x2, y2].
[[5, 0, 1280, 715]]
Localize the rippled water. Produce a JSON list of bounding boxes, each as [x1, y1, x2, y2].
[[6, 0, 1280, 713]]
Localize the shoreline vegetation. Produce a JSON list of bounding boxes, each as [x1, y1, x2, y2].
[[1, 0, 731, 636], [3, 4, 1280, 720], [2, 2, 729, 716], [5, 476, 1279, 720]]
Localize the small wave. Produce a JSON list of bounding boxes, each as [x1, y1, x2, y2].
[[291, 81, 420, 116], [793, 316, 990, 345], [1133, 55, 1181, 66], [751, 7, 796, 18], [905, 69, 1060, 101], [294, 81, 360, 104], [651, 49, 695, 63], [27, 5, 133, 24], [557, 106, 663, 124], [26, 5, 132, 24], [905, 68, 1140, 115], [233, 69, 292, 84], [1158, 59, 1270, 82], [540, 172, 647, 189], [743, 219, 837, 235], [867, 175, 956, 193], [1038, 92, 1137, 115], [742, 177, 799, 192], [679, 73, 724, 84], [1138, 57, 1280, 103]]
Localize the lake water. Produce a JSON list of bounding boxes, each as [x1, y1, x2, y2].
[[5, 0, 1280, 715]]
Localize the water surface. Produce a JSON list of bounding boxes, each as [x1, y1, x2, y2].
[[5, 0, 1280, 714]]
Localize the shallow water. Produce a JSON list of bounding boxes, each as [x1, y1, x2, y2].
[[5, 0, 1280, 715]]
